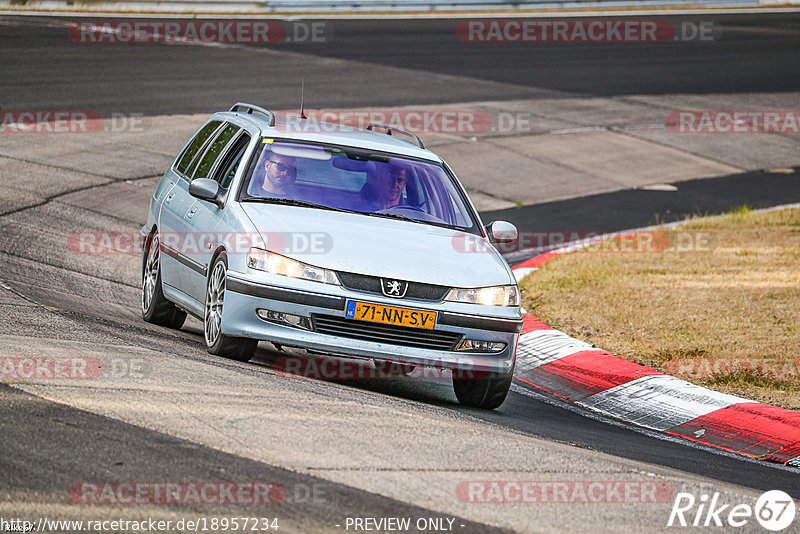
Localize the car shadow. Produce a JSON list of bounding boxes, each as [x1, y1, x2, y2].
[[250, 343, 459, 407], [179, 319, 460, 407]]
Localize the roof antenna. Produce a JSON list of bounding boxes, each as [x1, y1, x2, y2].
[[299, 77, 307, 120]]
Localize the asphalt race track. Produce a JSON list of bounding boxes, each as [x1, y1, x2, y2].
[[0, 12, 799, 533], [1, 14, 799, 114]]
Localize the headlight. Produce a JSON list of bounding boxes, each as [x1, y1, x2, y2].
[[455, 339, 507, 353], [246, 248, 339, 285], [445, 285, 520, 307]]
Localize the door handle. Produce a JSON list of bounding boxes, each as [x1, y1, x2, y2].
[[187, 207, 198, 219], [165, 192, 176, 204]]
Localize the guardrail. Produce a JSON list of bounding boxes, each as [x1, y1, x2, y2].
[[0, 0, 784, 13], [264, 0, 759, 9]]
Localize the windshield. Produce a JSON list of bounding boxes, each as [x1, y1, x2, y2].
[[240, 139, 479, 232]]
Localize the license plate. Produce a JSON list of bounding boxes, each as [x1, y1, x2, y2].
[[345, 300, 437, 330]]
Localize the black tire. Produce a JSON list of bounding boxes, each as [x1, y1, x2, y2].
[[141, 233, 187, 330], [452, 366, 514, 409], [204, 253, 257, 362]]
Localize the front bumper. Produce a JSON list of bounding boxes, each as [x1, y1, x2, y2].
[[222, 272, 521, 374]]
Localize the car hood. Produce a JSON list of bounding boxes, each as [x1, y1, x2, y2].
[[241, 203, 514, 288]]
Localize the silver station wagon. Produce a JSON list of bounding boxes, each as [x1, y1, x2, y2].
[[141, 103, 523, 408]]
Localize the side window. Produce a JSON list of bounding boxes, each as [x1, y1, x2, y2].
[[191, 123, 241, 181], [175, 121, 221, 176], [212, 133, 251, 189]]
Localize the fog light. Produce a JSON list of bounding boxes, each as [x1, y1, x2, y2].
[[455, 339, 507, 353], [257, 309, 311, 330]]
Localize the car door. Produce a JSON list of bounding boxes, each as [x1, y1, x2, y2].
[[182, 126, 252, 303], [158, 120, 224, 292]]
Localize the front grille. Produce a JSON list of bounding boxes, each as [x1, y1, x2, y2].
[[337, 272, 450, 301], [312, 314, 462, 351]]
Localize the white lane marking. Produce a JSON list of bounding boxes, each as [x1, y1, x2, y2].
[[578, 374, 749, 431], [638, 183, 678, 191], [515, 329, 595, 373]]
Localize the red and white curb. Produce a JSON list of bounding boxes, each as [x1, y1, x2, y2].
[[509, 211, 800, 468]]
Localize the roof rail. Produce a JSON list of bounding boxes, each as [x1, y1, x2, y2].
[[229, 102, 276, 127], [366, 122, 425, 149]]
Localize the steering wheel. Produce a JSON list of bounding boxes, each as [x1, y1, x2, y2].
[[381, 204, 448, 225]]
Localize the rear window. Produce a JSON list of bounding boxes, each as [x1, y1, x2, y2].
[[192, 123, 240, 180], [175, 121, 221, 175]]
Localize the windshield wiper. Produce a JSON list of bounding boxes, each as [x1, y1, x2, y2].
[[243, 197, 473, 232], [241, 197, 354, 213], [362, 211, 418, 223], [360, 211, 469, 231]]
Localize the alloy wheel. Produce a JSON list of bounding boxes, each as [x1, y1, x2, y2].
[[205, 261, 226, 346]]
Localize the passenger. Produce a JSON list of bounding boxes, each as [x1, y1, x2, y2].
[[360, 164, 408, 211], [259, 153, 297, 197]]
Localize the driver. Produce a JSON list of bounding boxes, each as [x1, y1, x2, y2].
[[361, 164, 408, 211], [259, 153, 297, 197]]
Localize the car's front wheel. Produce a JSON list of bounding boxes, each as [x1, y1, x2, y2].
[[141, 234, 187, 329], [452, 366, 514, 410], [204, 253, 257, 362]]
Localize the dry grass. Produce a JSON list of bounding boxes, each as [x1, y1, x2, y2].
[[520, 207, 800, 410]]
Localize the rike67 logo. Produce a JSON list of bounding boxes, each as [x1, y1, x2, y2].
[[668, 490, 796, 531]]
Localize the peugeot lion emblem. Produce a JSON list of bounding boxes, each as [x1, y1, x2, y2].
[[380, 278, 408, 298]]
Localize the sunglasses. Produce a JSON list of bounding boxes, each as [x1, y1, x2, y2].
[[268, 160, 296, 174]]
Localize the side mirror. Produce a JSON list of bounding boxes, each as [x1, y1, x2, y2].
[[486, 221, 518, 244], [189, 178, 221, 207]]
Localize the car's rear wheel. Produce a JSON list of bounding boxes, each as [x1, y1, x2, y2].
[[452, 367, 514, 410], [204, 253, 257, 362], [141, 234, 187, 329]]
